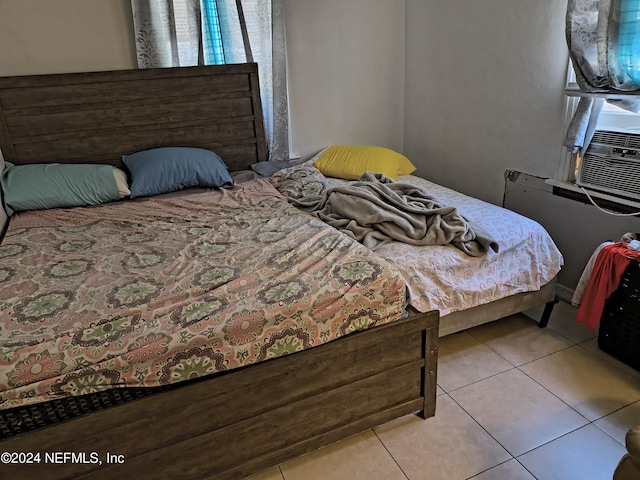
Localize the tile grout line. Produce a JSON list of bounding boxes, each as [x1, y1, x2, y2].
[[470, 305, 631, 476], [444, 392, 515, 465], [462, 458, 514, 480], [438, 331, 589, 467], [446, 359, 598, 460], [445, 308, 638, 475], [467, 316, 640, 441], [461, 458, 544, 480], [465, 317, 579, 368], [592, 420, 631, 448], [514, 362, 588, 420], [514, 346, 640, 424], [512, 342, 640, 450], [514, 457, 542, 480], [451, 318, 609, 472], [371, 428, 411, 480], [574, 340, 640, 381], [439, 365, 519, 396]]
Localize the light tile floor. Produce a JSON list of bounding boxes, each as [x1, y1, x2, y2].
[[248, 300, 640, 480]]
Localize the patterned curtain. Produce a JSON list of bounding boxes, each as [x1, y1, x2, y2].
[[131, 0, 203, 68], [131, 0, 289, 161]]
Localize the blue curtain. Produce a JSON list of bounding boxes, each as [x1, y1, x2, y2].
[[202, 0, 226, 65], [619, 0, 640, 84]]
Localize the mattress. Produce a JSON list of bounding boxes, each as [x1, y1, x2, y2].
[[0, 178, 407, 410], [270, 164, 564, 316]]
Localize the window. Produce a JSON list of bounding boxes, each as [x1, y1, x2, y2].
[[597, 102, 640, 134]]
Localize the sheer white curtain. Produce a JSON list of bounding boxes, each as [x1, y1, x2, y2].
[[131, 0, 203, 68], [130, 0, 289, 161]]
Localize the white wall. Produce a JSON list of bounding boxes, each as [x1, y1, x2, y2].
[[403, 0, 569, 205], [285, 0, 406, 160], [0, 0, 136, 76]]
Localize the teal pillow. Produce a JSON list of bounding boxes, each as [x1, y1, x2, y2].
[[122, 147, 233, 198], [1, 162, 122, 215]]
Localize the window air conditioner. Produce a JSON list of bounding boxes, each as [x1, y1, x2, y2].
[[577, 130, 640, 201]]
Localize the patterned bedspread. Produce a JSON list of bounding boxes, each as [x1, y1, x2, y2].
[[0, 179, 407, 409], [271, 165, 563, 316]]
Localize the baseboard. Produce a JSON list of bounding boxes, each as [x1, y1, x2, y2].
[[555, 283, 574, 304]]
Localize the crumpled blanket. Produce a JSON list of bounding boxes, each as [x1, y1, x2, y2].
[[290, 172, 499, 257]]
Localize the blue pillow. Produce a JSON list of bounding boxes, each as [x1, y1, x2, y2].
[[122, 147, 233, 198], [1, 162, 123, 215]]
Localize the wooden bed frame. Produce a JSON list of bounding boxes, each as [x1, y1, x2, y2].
[[2, 312, 439, 480], [0, 63, 556, 478], [0, 64, 268, 170], [0, 64, 440, 479], [440, 279, 557, 336]]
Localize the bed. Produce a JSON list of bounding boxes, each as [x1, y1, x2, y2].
[[268, 156, 563, 337], [0, 62, 561, 479], [0, 64, 439, 480]]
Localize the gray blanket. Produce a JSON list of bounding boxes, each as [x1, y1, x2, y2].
[[291, 172, 499, 256]]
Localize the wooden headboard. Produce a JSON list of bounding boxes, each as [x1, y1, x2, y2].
[[0, 63, 267, 172]]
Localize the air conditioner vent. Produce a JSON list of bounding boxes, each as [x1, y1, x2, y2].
[[580, 154, 640, 196], [591, 130, 632, 147], [626, 136, 640, 150], [578, 130, 640, 201]]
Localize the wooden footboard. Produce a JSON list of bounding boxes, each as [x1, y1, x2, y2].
[[0, 311, 438, 480]]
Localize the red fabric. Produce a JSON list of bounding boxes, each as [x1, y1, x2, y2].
[[576, 243, 640, 332]]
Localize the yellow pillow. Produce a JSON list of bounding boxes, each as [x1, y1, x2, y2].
[[313, 145, 416, 181]]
